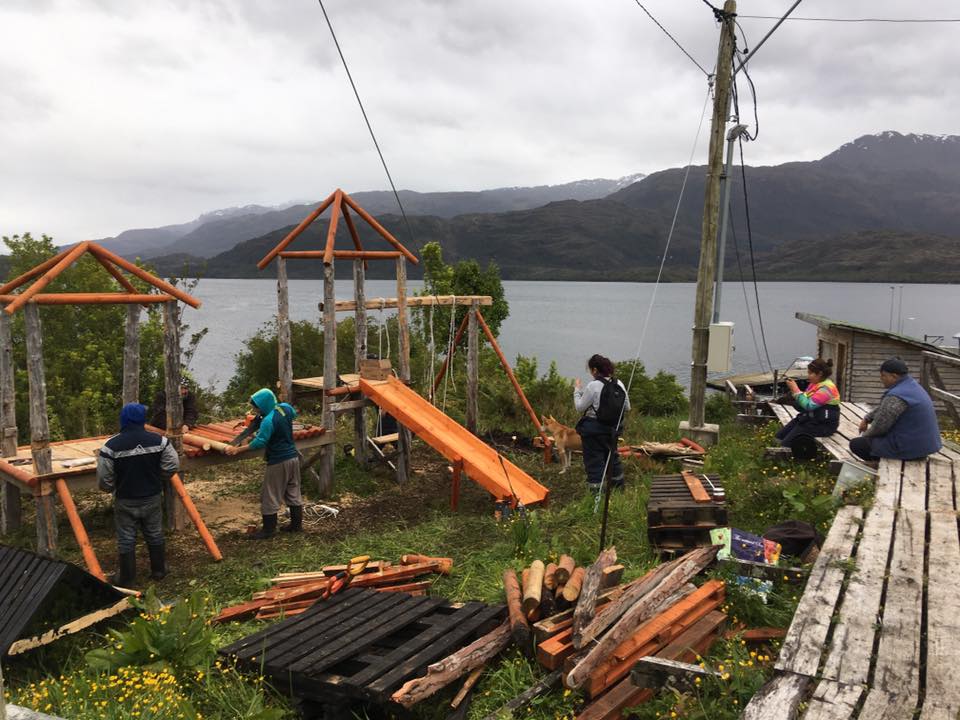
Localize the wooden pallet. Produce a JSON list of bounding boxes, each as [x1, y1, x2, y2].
[[647, 474, 726, 553], [220, 587, 504, 707]]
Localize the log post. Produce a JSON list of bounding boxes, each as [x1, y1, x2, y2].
[[0, 307, 21, 535], [122, 304, 140, 405], [522, 560, 545, 619], [162, 301, 186, 531], [561, 567, 586, 603], [276, 256, 294, 403], [353, 258, 367, 463], [572, 546, 617, 649], [466, 301, 479, 433], [24, 302, 57, 555], [556, 555, 575, 586], [319, 261, 337, 497], [395, 256, 411, 482], [503, 568, 532, 653]]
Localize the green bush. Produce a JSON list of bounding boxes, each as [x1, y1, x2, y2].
[[705, 391, 737, 423], [616, 360, 688, 417]]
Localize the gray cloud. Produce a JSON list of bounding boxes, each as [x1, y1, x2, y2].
[[1, 0, 958, 242]]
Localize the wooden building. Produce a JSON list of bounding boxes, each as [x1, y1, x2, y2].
[[796, 312, 960, 410]]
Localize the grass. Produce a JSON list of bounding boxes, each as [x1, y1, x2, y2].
[[4, 411, 842, 720]]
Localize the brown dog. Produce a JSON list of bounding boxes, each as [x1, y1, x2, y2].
[[540, 415, 582, 474]]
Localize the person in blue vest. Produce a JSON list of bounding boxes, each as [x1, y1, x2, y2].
[[849, 358, 942, 462], [574, 354, 630, 494], [97, 402, 180, 587], [225, 388, 302, 539]]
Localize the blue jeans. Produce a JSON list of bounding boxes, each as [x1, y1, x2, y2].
[[576, 417, 624, 491], [115, 494, 164, 553]]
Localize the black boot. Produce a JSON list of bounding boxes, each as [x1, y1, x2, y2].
[[282, 505, 303, 533], [111, 551, 137, 587], [250, 514, 277, 540], [147, 543, 167, 581]]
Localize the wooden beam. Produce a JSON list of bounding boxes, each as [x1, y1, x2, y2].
[[395, 256, 412, 482], [87, 244, 202, 308], [353, 258, 368, 463], [466, 303, 479, 433], [24, 303, 57, 555], [320, 295, 493, 312], [322, 189, 344, 265], [169, 472, 222, 561], [341, 202, 366, 261], [0, 307, 20, 534], [0, 246, 70, 295], [319, 262, 336, 497], [5, 241, 90, 314], [342, 192, 419, 264], [256, 190, 336, 269], [276, 257, 293, 403], [162, 301, 186, 531], [0, 293, 173, 305], [54, 478, 105, 579], [334, 250, 402, 259], [92, 253, 139, 295], [122, 305, 140, 405]]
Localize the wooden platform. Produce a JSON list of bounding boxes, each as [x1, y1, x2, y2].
[[706, 367, 805, 392], [743, 456, 960, 719], [220, 586, 504, 708]]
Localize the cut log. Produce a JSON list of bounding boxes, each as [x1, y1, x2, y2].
[[391, 620, 512, 708], [565, 546, 719, 689], [532, 586, 625, 643], [539, 580, 557, 619], [561, 567, 586, 603], [556, 555, 575, 585], [544, 562, 558, 591], [503, 569, 531, 650], [600, 564, 624, 590], [572, 546, 617, 649], [402, 554, 454, 575], [523, 560, 545, 618]]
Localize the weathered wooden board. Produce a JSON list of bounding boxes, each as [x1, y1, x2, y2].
[[774, 505, 862, 677], [874, 459, 903, 509], [800, 680, 863, 720], [921, 511, 960, 718], [741, 672, 810, 720], [926, 458, 955, 512]]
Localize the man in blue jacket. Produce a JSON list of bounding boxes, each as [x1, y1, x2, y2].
[[226, 388, 302, 539], [98, 402, 179, 586], [850, 358, 942, 462]]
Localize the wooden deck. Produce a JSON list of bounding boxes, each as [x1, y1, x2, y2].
[[743, 455, 960, 719]]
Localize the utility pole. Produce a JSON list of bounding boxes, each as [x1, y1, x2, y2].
[[682, 0, 737, 446], [712, 123, 748, 324]]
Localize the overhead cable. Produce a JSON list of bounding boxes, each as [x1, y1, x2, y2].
[[734, 0, 803, 74], [632, 0, 712, 77]]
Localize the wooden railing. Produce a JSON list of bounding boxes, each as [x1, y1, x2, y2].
[[921, 351, 960, 427]]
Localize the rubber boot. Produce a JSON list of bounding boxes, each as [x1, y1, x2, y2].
[[147, 543, 167, 581], [111, 551, 137, 587], [250, 514, 277, 540], [282, 505, 303, 533]]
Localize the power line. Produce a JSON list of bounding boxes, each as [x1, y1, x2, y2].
[[739, 15, 960, 23], [729, 214, 767, 372], [735, 0, 803, 74], [316, 0, 420, 253], [632, 0, 712, 77]]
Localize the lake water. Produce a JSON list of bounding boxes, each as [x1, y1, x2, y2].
[[187, 279, 960, 391]]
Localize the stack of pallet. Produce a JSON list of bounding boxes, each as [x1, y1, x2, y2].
[[647, 471, 727, 555], [213, 554, 452, 623], [510, 546, 725, 720]]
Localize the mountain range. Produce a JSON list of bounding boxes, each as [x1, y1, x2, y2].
[[96, 132, 960, 282]]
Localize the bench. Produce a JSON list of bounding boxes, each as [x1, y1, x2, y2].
[[743, 455, 960, 719]]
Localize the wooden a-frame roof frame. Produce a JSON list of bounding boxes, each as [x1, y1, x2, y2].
[[0, 241, 202, 315], [256, 188, 419, 269]]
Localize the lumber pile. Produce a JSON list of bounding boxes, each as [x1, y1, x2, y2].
[[213, 554, 452, 623]]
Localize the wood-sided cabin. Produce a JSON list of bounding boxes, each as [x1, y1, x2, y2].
[[796, 312, 960, 411]]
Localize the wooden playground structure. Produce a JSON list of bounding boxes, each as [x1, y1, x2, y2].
[[258, 188, 550, 507]]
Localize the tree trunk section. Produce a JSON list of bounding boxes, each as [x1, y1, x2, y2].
[[503, 569, 531, 652], [395, 256, 411, 481], [162, 301, 186, 531], [276, 257, 293, 404], [353, 259, 367, 463], [572, 546, 618, 649], [319, 262, 337, 497], [561, 567, 585, 603], [466, 302, 479, 433], [556, 555, 575, 586], [122, 304, 140, 405], [24, 303, 56, 555], [0, 308, 21, 534], [522, 560, 545, 619]]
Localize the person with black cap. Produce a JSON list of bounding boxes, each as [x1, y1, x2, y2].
[[849, 357, 942, 462], [97, 402, 180, 586]]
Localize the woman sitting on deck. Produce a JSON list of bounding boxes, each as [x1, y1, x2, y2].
[[776, 358, 840, 453]]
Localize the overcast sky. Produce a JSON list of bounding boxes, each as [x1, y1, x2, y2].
[[2, 0, 958, 242]]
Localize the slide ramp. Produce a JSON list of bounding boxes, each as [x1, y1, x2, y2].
[[359, 377, 549, 506]]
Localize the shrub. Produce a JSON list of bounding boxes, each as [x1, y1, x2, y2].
[[705, 392, 737, 424], [616, 360, 688, 417]]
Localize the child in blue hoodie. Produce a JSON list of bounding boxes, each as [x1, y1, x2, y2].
[[226, 388, 302, 538]]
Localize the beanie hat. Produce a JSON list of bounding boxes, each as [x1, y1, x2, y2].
[[880, 358, 909, 375], [120, 402, 147, 429]]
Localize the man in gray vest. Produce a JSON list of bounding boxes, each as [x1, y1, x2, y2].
[[849, 358, 942, 462]]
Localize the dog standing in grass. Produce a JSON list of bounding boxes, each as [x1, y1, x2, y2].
[[540, 415, 582, 474]]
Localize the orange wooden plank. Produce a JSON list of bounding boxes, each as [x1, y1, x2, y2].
[[681, 470, 712, 503]]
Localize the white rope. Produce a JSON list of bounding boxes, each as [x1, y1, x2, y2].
[[441, 295, 457, 413], [427, 300, 436, 403], [594, 81, 713, 514], [377, 298, 384, 359]]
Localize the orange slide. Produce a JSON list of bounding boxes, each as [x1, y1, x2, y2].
[[359, 377, 549, 506]]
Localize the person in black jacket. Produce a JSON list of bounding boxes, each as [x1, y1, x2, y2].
[[148, 382, 199, 430], [98, 403, 179, 586]]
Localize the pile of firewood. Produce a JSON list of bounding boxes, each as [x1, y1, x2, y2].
[[504, 545, 726, 720], [212, 554, 452, 623]]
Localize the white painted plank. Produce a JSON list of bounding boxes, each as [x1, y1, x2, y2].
[[741, 672, 811, 720], [800, 680, 863, 720]]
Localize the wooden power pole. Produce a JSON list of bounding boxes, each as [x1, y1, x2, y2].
[[682, 0, 737, 446]]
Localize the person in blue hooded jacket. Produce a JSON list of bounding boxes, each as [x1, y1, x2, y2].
[[226, 388, 303, 538]]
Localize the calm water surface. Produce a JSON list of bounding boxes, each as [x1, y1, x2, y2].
[[187, 279, 960, 391]]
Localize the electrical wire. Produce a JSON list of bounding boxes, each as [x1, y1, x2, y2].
[[632, 0, 712, 77], [734, 0, 803, 74], [729, 214, 767, 372], [739, 15, 960, 23], [316, 0, 421, 253], [730, 23, 759, 140]]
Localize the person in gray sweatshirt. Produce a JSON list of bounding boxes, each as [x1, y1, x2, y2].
[[573, 354, 630, 493]]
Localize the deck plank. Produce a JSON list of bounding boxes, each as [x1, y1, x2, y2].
[[741, 672, 810, 720], [926, 458, 955, 512], [800, 680, 863, 720], [874, 459, 903, 509], [922, 511, 960, 718]]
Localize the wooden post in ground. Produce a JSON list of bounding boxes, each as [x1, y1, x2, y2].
[[319, 262, 337, 496], [24, 302, 57, 555], [0, 308, 21, 535], [353, 259, 367, 463], [466, 301, 479, 433], [395, 256, 412, 482], [276, 257, 294, 403], [684, 0, 736, 445], [162, 301, 186, 531], [122, 304, 140, 405]]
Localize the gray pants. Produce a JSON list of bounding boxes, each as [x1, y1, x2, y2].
[[261, 456, 303, 514], [115, 494, 164, 553]]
